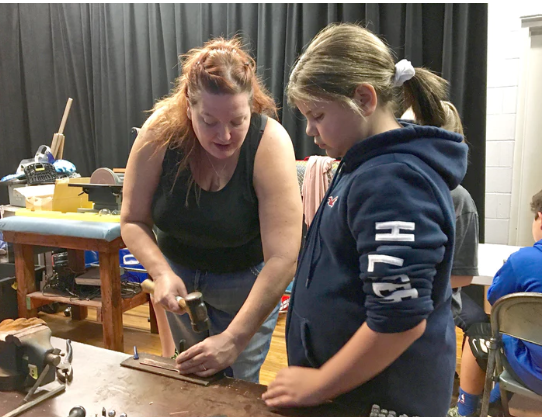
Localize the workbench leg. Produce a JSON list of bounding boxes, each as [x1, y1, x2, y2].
[[14, 243, 37, 318], [68, 249, 88, 320], [99, 251, 123, 351], [71, 306, 88, 320]]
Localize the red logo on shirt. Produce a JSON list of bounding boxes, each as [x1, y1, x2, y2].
[[327, 196, 338, 207]]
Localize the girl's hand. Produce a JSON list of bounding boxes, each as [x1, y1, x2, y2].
[[262, 366, 329, 408]]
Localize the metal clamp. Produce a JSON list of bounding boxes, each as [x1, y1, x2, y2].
[[56, 339, 73, 383]]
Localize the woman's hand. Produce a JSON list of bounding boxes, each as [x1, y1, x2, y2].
[[175, 330, 243, 377], [153, 273, 188, 314], [262, 367, 329, 408]]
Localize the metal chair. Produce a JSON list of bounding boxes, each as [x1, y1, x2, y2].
[[480, 292, 542, 417]]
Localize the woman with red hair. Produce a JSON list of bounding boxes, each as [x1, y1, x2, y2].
[[121, 37, 302, 383]]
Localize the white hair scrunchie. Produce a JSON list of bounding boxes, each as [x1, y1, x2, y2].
[[393, 59, 415, 87]]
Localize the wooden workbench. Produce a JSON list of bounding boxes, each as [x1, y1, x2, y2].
[[1, 230, 157, 352], [0, 338, 360, 417]]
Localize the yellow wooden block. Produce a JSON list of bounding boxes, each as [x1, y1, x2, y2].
[[52, 177, 94, 212]]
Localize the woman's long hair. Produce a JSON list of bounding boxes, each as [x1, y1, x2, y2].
[[147, 37, 277, 201]]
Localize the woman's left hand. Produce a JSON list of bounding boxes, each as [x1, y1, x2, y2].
[[175, 331, 242, 377], [262, 366, 328, 408]]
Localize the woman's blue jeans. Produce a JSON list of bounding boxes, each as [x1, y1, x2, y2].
[[165, 260, 279, 383]]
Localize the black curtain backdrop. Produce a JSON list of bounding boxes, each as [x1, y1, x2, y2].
[[0, 3, 487, 238]]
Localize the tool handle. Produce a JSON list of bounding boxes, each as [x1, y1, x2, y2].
[[141, 279, 186, 309], [4, 383, 66, 417], [58, 98, 73, 135]]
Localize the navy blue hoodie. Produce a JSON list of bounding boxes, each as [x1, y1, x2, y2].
[[286, 123, 468, 416]]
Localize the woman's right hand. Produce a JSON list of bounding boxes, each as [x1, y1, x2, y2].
[[152, 274, 189, 315]]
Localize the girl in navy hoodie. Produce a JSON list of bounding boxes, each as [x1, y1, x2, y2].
[[263, 23, 468, 416]]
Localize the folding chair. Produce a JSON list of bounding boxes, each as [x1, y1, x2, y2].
[[480, 292, 542, 417]]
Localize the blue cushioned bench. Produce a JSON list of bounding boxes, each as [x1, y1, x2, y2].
[[0, 216, 157, 352]]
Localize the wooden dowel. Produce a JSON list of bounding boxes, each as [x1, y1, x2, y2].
[[57, 134, 65, 159], [58, 97, 73, 135], [51, 133, 59, 157]]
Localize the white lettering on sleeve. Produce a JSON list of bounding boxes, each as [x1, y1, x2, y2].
[[375, 221, 415, 242]]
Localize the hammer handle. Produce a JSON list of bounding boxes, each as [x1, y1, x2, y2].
[[141, 279, 186, 309]]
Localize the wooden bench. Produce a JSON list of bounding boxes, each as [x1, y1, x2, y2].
[[0, 216, 157, 352]]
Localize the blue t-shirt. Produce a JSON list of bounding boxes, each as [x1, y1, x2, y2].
[[487, 240, 542, 395], [286, 123, 468, 416]]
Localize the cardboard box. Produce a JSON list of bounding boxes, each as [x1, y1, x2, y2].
[[7, 182, 27, 207], [12, 178, 94, 212], [14, 184, 55, 211]]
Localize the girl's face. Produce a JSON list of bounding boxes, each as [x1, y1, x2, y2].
[[188, 91, 252, 160], [296, 99, 367, 159]]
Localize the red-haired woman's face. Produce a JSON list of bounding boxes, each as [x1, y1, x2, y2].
[[188, 91, 252, 160]]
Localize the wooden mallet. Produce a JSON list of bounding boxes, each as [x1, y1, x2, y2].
[[51, 97, 73, 159]]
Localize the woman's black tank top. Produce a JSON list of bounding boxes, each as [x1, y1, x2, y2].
[[151, 113, 267, 273]]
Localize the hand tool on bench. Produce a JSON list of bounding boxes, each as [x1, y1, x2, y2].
[[56, 339, 73, 383], [0, 318, 69, 417], [0, 318, 61, 392], [2, 383, 66, 417], [140, 279, 210, 333], [67, 405, 86, 417]]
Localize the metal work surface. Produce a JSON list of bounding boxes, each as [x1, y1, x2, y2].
[[0, 338, 360, 417]]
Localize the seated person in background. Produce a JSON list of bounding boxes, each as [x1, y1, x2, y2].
[[402, 102, 489, 340], [448, 188, 542, 417]]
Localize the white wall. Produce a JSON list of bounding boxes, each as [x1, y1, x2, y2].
[[484, 3, 542, 244]]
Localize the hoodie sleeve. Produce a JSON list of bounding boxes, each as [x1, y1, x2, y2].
[[347, 162, 449, 333], [487, 257, 519, 305]]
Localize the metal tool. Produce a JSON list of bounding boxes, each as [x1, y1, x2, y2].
[[23, 364, 51, 402], [69, 167, 123, 213], [2, 383, 66, 417], [68, 406, 86, 417], [0, 319, 61, 391], [56, 339, 73, 383], [141, 279, 210, 333], [90, 168, 123, 185], [0, 320, 78, 417]]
